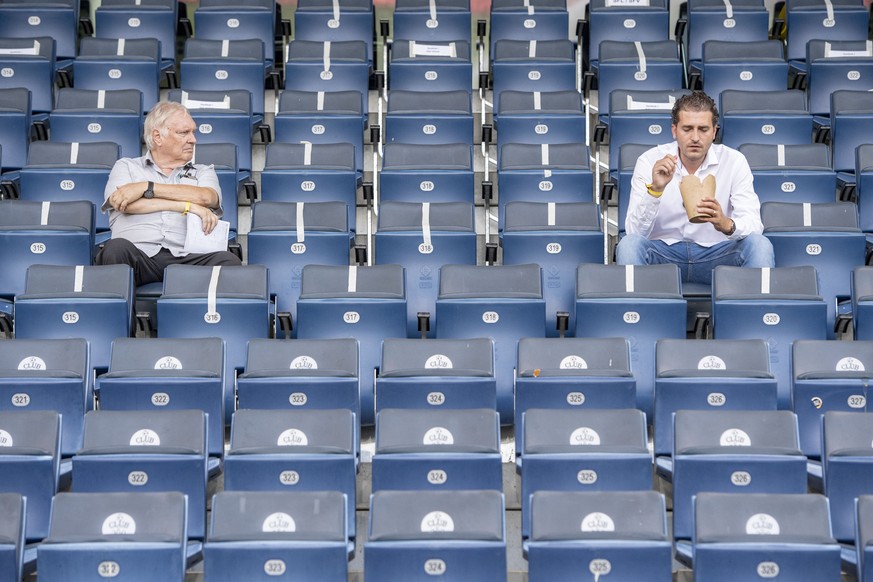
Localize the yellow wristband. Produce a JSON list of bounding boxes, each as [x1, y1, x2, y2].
[[182, 201, 190, 215], [646, 183, 663, 198]]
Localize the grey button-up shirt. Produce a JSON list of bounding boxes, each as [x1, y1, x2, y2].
[[104, 152, 222, 257]]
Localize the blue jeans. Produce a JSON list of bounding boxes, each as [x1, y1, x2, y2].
[[615, 233, 775, 285]]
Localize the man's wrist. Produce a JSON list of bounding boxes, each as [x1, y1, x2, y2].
[[724, 219, 736, 236], [645, 183, 663, 198]]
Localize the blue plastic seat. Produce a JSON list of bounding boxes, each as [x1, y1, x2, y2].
[[831, 90, 873, 176], [223, 409, 357, 544], [520, 408, 651, 540], [0, 0, 78, 64], [393, 0, 471, 43], [857, 144, 873, 238], [502, 201, 602, 336], [669, 410, 807, 540], [491, 39, 576, 114], [365, 490, 506, 581], [95, 0, 178, 70], [682, 0, 769, 74], [38, 491, 188, 581], [376, 338, 495, 413], [74, 37, 161, 111], [527, 490, 671, 581], [586, 0, 669, 72], [712, 265, 828, 408], [692, 492, 840, 581], [296, 264, 407, 425], [853, 266, 873, 341], [436, 263, 546, 424], [0, 493, 25, 582], [294, 0, 374, 64], [375, 201, 476, 337], [489, 0, 568, 56], [380, 142, 475, 204], [372, 408, 502, 493], [718, 89, 812, 149], [740, 143, 836, 204], [653, 339, 777, 457], [386, 89, 473, 145], [856, 495, 873, 582], [204, 490, 349, 582], [0, 410, 60, 541], [821, 412, 873, 542], [494, 90, 583, 147], [784, 0, 869, 72], [72, 410, 209, 539], [698, 40, 788, 104], [806, 40, 873, 119], [0, 338, 89, 457], [388, 38, 473, 94], [575, 263, 686, 418], [95, 337, 226, 457], [0, 36, 55, 114], [156, 264, 271, 425], [49, 88, 143, 158], [247, 200, 352, 335], [194, 0, 275, 69], [284, 40, 370, 117], [0, 87, 31, 171], [514, 337, 636, 464]]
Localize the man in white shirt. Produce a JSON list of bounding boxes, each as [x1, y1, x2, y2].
[[616, 91, 774, 284], [96, 101, 241, 286]]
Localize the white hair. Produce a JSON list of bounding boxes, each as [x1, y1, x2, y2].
[[144, 101, 192, 151]]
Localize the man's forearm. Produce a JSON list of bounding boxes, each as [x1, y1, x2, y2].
[[120, 197, 190, 215], [151, 182, 218, 208]]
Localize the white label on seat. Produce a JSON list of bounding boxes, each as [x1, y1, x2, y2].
[[421, 511, 454, 532], [108, 68, 122, 79], [425, 71, 438, 81], [0, 68, 12, 78], [546, 242, 562, 254], [279, 470, 300, 485], [343, 311, 360, 324], [558, 354, 588, 370], [204, 312, 221, 324], [528, 70, 541, 80], [423, 124, 437, 135], [311, 124, 325, 135], [199, 123, 213, 134], [60, 179, 75, 190], [17, 356, 46, 370], [589, 559, 612, 578], [320, 70, 333, 80], [98, 561, 120, 577], [524, 18, 536, 28], [757, 562, 780, 578], [581, 512, 615, 532], [739, 70, 753, 81], [128, 17, 141, 27], [11, 393, 29, 407], [539, 180, 553, 191], [227, 18, 240, 28], [427, 392, 446, 405], [291, 242, 307, 254], [215, 70, 228, 80], [263, 512, 296, 533], [154, 356, 182, 370], [634, 71, 647, 81], [731, 470, 752, 486], [606, 0, 649, 4], [745, 513, 780, 535], [0, 430, 12, 446], [277, 428, 308, 446], [567, 392, 586, 405], [836, 357, 866, 372], [102, 513, 136, 535], [290, 355, 318, 370], [424, 559, 447, 575], [328, 18, 340, 28], [425, 354, 453, 369], [623, 18, 636, 28], [62, 311, 79, 324], [129, 429, 160, 446], [707, 393, 726, 406], [88, 123, 102, 134], [806, 244, 822, 255], [28, 16, 41, 26], [623, 311, 640, 324], [535, 124, 549, 135], [719, 428, 751, 446], [420, 181, 435, 191], [781, 181, 796, 192], [482, 311, 499, 324], [30, 242, 46, 254], [761, 124, 775, 135], [697, 355, 726, 370], [577, 469, 598, 484], [264, 560, 287, 576], [811, 396, 823, 409], [849, 395, 867, 408], [418, 243, 434, 254], [648, 124, 662, 134], [128, 471, 148, 486], [724, 18, 736, 28], [427, 469, 448, 485], [301, 181, 316, 191], [150, 392, 170, 406], [849, 70, 861, 81], [627, 96, 674, 110], [289, 392, 308, 406], [762, 313, 780, 325], [570, 427, 601, 445], [823, 18, 835, 27], [426, 19, 439, 28], [423, 427, 454, 445]]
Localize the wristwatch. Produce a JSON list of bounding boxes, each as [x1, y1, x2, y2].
[[143, 181, 155, 199]]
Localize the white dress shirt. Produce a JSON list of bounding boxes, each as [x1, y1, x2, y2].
[[624, 141, 764, 246]]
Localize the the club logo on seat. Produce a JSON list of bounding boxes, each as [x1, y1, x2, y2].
[[102, 512, 136, 535], [745, 513, 780, 535], [262, 512, 296, 533], [421, 511, 454, 532], [581, 512, 614, 532]]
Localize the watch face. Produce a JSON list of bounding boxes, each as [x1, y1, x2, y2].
[[144, 190, 154, 199]]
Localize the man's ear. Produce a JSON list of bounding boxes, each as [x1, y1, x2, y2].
[[671, 124, 677, 140]]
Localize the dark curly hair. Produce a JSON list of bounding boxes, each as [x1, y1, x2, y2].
[[672, 91, 719, 127]]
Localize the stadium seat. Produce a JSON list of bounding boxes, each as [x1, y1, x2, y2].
[[821, 412, 873, 542], [372, 408, 502, 492], [0, 36, 55, 114], [95, 0, 178, 70], [49, 88, 143, 159], [376, 338, 495, 412], [494, 89, 584, 148], [194, 0, 275, 69], [740, 143, 836, 204], [680, 0, 769, 74], [388, 38, 473, 94], [393, 0, 471, 43], [294, 0, 374, 64], [283, 40, 370, 117], [72, 409, 209, 539], [585, 0, 669, 72], [783, 0, 869, 72], [0, 0, 78, 64], [436, 263, 546, 424], [0, 493, 25, 582], [718, 89, 812, 149], [491, 39, 576, 114], [204, 490, 349, 581], [74, 37, 161, 111], [0, 87, 32, 171], [697, 40, 788, 103], [856, 495, 873, 582], [95, 337, 226, 457], [385, 89, 473, 145], [830, 90, 873, 176], [489, 0, 568, 55], [365, 489, 506, 581], [575, 263, 686, 417], [379, 142, 475, 204], [805, 39, 873, 119]]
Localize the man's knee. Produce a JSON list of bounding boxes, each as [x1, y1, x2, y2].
[[96, 238, 138, 266], [209, 251, 243, 267], [739, 233, 775, 268], [616, 234, 650, 265]]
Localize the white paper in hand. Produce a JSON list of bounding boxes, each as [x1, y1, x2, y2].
[[183, 213, 229, 254]]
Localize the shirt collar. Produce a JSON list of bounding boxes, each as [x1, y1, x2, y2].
[[144, 152, 195, 175], [666, 142, 721, 176]]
